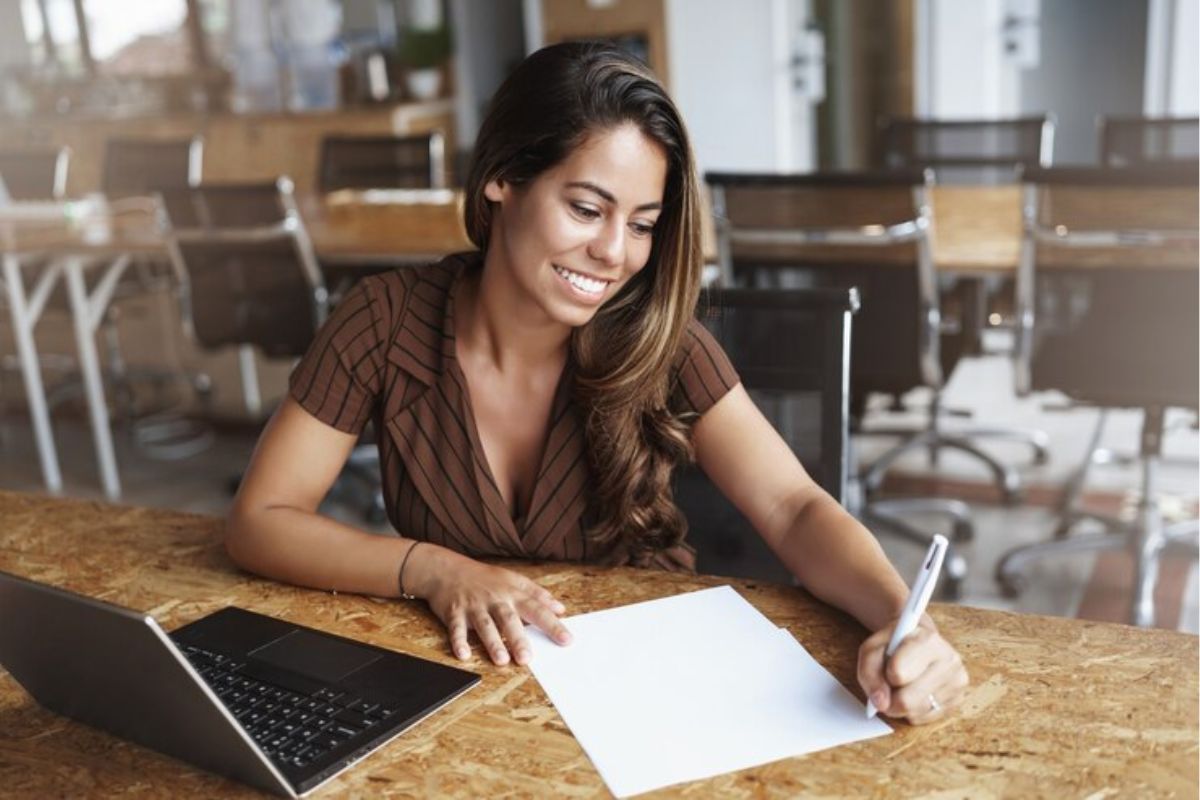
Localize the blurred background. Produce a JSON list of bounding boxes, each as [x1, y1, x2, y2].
[[0, 0, 1196, 632]]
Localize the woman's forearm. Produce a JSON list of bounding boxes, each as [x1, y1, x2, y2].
[[226, 504, 423, 598], [774, 493, 909, 632]]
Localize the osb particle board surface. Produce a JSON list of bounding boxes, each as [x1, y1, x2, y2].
[[0, 491, 1196, 798]]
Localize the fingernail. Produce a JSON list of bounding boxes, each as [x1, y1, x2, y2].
[[514, 650, 529, 665], [871, 690, 888, 709], [558, 630, 572, 644]]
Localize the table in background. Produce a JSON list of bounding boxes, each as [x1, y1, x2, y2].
[[0, 191, 469, 501], [0, 491, 1195, 798]]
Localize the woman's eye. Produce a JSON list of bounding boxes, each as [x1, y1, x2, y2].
[[630, 221, 656, 237], [571, 203, 601, 220]]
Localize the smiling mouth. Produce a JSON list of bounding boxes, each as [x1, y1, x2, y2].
[[553, 264, 611, 296]]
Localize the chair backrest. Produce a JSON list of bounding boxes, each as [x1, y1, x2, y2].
[[159, 177, 328, 358], [317, 133, 446, 192], [676, 286, 858, 583], [1099, 116, 1199, 166], [706, 169, 940, 398], [1016, 165, 1198, 410], [0, 147, 69, 201], [876, 116, 1054, 184], [102, 136, 203, 199]]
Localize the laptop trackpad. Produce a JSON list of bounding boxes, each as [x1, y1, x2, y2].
[[249, 630, 381, 683]]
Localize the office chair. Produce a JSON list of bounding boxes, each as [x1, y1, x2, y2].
[[705, 170, 973, 597], [102, 137, 204, 199], [0, 147, 70, 201], [997, 165, 1199, 627], [160, 178, 385, 522], [676, 287, 852, 584], [1099, 116, 1199, 166], [317, 133, 446, 192], [874, 116, 1056, 487], [876, 115, 1054, 185], [1050, 119, 1200, 538]]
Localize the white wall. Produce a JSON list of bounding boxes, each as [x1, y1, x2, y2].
[[920, 0, 1016, 118], [1169, 0, 1199, 113], [449, 0, 525, 147], [665, 0, 803, 173], [0, 0, 32, 69]]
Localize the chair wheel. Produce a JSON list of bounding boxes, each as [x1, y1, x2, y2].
[[953, 519, 974, 543], [1033, 448, 1050, 466]]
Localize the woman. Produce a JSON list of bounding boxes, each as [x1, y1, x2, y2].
[[227, 42, 968, 725]]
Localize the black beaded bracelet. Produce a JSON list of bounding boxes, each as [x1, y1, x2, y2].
[[397, 541, 422, 600]]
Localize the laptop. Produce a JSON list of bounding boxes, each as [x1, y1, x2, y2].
[[0, 569, 480, 797]]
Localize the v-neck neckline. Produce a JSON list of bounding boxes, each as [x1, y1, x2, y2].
[[444, 269, 574, 533]]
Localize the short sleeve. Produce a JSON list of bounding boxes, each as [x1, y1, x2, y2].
[[670, 318, 740, 416], [288, 276, 393, 433]]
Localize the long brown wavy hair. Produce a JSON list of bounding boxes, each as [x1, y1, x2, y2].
[[463, 42, 703, 564]]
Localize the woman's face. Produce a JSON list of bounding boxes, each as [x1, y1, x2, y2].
[[483, 122, 668, 329]]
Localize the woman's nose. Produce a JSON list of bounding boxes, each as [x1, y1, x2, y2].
[[587, 218, 624, 267]]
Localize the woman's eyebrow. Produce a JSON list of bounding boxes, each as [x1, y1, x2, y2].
[[566, 181, 662, 212]]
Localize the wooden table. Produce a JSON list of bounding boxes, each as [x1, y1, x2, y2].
[[0, 491, 1195, 798]]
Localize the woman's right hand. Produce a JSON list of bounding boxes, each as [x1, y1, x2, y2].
[[407, 544, 572, 666]]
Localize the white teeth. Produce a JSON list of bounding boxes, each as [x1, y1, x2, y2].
[[555, 266, 608, 295]]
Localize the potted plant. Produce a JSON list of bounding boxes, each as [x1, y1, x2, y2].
[[399, 26, 451, 100]]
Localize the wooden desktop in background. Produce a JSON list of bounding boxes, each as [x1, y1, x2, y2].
[[0, 491, 1195, 798]]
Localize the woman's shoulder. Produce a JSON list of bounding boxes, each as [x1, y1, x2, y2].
[[355, 251, 482, 325], [669, 317, 740, 416]]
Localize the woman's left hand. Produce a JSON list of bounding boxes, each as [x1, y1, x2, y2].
[[857, 614, 969, 725]]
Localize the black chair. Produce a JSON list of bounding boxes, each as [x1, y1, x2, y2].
[[159, 178, 328, 394], [876, 115, 1054, 185], [997, 165, 1199, 627], [317, 133, 446, 192], [160, 179, 384, 522], [102, 136, 204, 199], [0, 147, 69, 200], [1049, 117, 1200, 534], [675, 287, 856, 584], [705, 170, 973, 596], [1099, 116, 1199, 167]]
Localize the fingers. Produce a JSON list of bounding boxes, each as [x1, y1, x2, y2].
[[856, 626, 894, 711], [469, 607, 511, 666], [447, 608, 471, 662], [494, 603, 532, 666], [519, 596, 573, 647], [876, 627, 969, 724], [888, 654, 970, 724], [884, 625, 939, 689]]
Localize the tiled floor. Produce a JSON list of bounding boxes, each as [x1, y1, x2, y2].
[[2, 351, 1196, 633]]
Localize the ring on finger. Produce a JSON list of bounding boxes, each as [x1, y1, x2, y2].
[[928, 693, 941, 713]]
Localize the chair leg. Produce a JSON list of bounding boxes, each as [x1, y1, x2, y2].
[[1131, 456, 1166, 628], [1054, 410, 1109, 538], [863, 430, 1022, 503], [958, 425, 1050, 465], [995, 531, 1129, 599], [860, 429, 936, 492]]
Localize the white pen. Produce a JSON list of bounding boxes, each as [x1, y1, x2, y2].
[[865, 534, 948, 719]]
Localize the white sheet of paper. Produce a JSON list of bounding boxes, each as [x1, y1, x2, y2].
[[527, 585, 892, 797]]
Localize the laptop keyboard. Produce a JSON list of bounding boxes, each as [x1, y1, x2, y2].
[[180, 645, 397, 771]]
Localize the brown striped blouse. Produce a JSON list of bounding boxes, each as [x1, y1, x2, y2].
[[288, 252, 739, 570]]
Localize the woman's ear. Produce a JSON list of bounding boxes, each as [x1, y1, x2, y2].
[[484, 178, 506, 203]]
